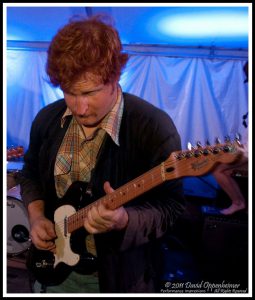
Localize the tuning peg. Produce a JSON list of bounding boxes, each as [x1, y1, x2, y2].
[[234, 133, 243, 147], [215, 137, 221, 144], [205, 140, 211, 146], [224, 135, 231, 143], [196, 141, 202, 148], [187, 142, 193, 150], [223, 137, 232, 152], [235, 133, 242, 142], [194, 142, 203, 156]]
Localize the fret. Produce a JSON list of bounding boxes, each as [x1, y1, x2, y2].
[[67, 164, 164, 233]]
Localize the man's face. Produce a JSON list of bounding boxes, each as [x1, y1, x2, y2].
[[63, 75, 118, 127]]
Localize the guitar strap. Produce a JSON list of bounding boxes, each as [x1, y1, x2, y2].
[[84, 133, 109, 197], [83, 133, 110, 258]]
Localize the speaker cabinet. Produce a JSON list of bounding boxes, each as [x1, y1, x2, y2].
[[201, 215, 248, 287]]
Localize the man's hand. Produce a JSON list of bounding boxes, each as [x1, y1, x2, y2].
[[84, 181, 129, 234], [28, 200, 57, 252], [29, 216, 57, 252]]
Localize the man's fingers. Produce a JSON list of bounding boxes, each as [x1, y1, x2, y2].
[[103, 181, 114, 194]]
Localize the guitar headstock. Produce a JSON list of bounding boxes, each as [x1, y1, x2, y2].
[[7, 145, 24, 161], [163, 140, 244, 180]]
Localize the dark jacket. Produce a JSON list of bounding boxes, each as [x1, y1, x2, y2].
[[20, 92, 185, 292]]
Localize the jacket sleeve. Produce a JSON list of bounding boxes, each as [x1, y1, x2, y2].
[[119, 106, 186, 251], [19, 114, 46, 209], [19, 99, 67, 209]]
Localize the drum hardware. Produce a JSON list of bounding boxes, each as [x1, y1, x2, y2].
[[12, 225, 30, 243], [7, 170, 22, 191], [7, 185, 21, 200], [7, 196, 31, 256], [7, 201, 15, 208]]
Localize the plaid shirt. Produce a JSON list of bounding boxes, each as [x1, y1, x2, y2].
[[54, 86, 123, 199]]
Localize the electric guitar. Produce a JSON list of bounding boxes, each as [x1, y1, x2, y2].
[[26, 140, 244, 285]]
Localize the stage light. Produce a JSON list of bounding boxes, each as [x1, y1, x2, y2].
[[157, 11, 248, 38]]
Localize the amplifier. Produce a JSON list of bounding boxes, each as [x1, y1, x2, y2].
[[201, 215, 248, 285]]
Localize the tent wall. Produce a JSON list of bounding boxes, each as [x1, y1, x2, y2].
[[6, 45, 248, 198]]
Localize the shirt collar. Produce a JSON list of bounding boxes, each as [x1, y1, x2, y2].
[[61, 85, 124, 146]]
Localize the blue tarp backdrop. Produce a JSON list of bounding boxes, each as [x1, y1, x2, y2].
[[6, 47, 248, 198]]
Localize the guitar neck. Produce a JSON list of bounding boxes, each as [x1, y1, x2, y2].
[[67, 163, 167, 233], [67, 140, 243, 233]]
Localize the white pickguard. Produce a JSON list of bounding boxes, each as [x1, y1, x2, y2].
[[53, 205, 80, 268]]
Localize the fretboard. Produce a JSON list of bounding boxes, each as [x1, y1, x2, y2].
[[67, 164, 165, 233]]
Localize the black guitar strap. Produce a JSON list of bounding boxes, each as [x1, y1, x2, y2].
[[85, 133, 110, 198]]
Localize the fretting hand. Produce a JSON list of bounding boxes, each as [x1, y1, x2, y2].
[[84, 181, 129, 234]]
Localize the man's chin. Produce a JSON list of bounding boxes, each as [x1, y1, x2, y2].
[[76, 117, 100, 128]]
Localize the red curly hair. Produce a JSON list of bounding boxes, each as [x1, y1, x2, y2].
[[46, 15, 129, 91]]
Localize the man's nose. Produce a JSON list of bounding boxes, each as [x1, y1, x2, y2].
[[75, 96, 89, 115]]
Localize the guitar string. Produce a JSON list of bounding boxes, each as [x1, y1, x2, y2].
[[54, 143, 240, 231], [55, 167, 164, 232], [55, 163, 165, 232], [54, 145, 240, 232]]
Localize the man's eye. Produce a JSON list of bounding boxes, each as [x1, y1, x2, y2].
[[66, 92, 75, 96], [83, 91, 96, 96]]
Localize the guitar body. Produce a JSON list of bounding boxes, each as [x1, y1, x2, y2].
[[26, 182, 98, 286]]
